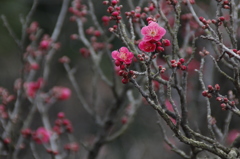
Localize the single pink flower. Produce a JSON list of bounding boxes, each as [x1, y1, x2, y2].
[[39, 40, 50, 50], [138, 40, 156, 52], [111, 47, 134, 65], [25, 82, 37, 97], [52, 86, 71, 100], [24, 78, 44, 97], [141, 22, 166, 41], [33, 127, 51, 144]]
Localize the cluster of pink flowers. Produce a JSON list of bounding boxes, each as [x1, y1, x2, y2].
[[53, 112, 73, 134], [22, 127, 51, 144], [138, 21, 170, 53], [111, 47, 134, 84], [32, 127, 51, 144], [103, 0, 122, 24], [68, 0, 87, 18], [111, 21, 170, 84], [170, 58, 187, 70]]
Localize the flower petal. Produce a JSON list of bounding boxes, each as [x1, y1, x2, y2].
[[111, 50, 119, 60], [141, 26, 149, 36], [119, 47, 129, 53]]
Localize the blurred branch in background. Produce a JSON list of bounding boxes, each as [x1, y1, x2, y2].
[[0, 0, 240, 159]]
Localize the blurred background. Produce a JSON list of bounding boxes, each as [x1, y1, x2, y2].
[[0, 0, 239, 158]]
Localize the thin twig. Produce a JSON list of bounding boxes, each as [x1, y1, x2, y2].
[[158, 120, 190, 159], [196, 58, 217, 140], [106, 91, 141, 142], [167, 74, 181, 128], [21, 0, 39, 46], [1, 15, 22, 50], [13, 104, 37, 158], [129, 18, 136, 42], [222, 111, 233, 142], [30, 141, 41, 159], [63, 63, 94, 116], [87, 0, 103, 32], [43, 0, 71, 81], [210, 55, 235, 82], [51, 0, 70, 42]]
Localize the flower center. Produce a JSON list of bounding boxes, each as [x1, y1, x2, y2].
[[146, 45, 154, 51], [119, 52, 127, 60], [149, 30, 156, 36]]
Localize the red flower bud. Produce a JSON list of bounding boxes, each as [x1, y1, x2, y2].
[[102, 1, 109, 5], [215, 84, 220, 91], [218, 16, 225, 21], [179, 58, 185, 64], [111, 0, 118, 6], [121, 116, 128, 124], [3, 138, 11, 144], [211, 19, 217, 24], [120, 64, 126, 70], [66, 126, 73, 133], [180, 65, 187, 70], [128, 70, 134, 75], [40, 40, 50, 50], [216, 97, 222, 102], [199, 17, 204, 21], [207, 93, 212, 98], [111, 11, 119, 16], [122, 78, 129, 84], [94, 30, 101, 37], [202, 90, 208, 97], [57, 112, 65, 119], [230, 101, 235, 106], [52, 87, 71, 100], [162, 39, 171, 46], [223, 98, 228, 103], [102, 16, 110, 23], [223, 0, 228, 4], [220, 103, 227, 110], [208, 85, 214, 91]]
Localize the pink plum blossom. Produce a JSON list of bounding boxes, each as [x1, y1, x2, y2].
[[111, 47, 134, 65], [40, 40, 50, 50], [138, 40, 156, 52], [141, 22, 166, 42], [24, 78, 44, 97], [52, 86, 71, 100], [32, 127, 51, 144]]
